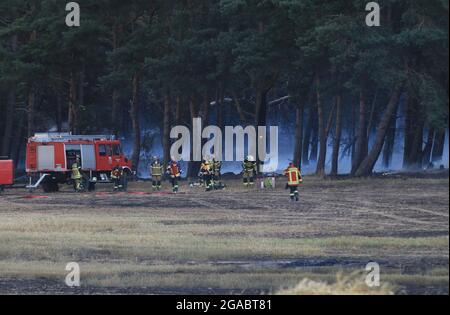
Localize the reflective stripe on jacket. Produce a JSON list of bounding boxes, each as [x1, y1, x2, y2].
[[71, 163, 82, 180], [285, 167, 302, 186], [151, 163, 163, 176]]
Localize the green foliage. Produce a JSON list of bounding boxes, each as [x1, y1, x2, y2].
[[0, 0, 448, 163]]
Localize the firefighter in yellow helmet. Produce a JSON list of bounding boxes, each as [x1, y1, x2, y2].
[[150, 156, 163, 191], [198, 159, 207, 187], [284, 162, 303, 202], [71, 156, 83, 192], [111, 164, 124, 192], [242, 155, 257, 187], [200, 159, 213, 192]]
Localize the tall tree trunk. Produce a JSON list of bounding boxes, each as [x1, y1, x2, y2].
[[309, 109, 319, 163], [302, 106, 314, 166], [403, 95, 413, 167], [382, 113, 397, 169], [293, 103, 304, 167], [403, 96, 424, 169], [56, 89, 63, 132], [111, 90, 120, 136], [78, 67, 85, 133], [422, 127, 435, 168], [352, 89, 368, 174], [11, 113, 25, 169], [432, 128, 446, 163], [216, 85, 224, 130], [316, 73, 326, 176], [366, 91, 378, 139], [1, 35, 18, 157], [162, 92, 171, 169], [111, 24, 122, 136], [68, 72, 77, 134], [255, 87, 268, 170], [355, 87, 402, 177], [1, 88, 15, 157], [27, 87, 35, 138], [331, 95, 343, 176], [188, 94, 201, 178], [130, 72, 141, 172], [350, 100, 357, 160], [27, 30, 37, 138], [175, 95, 181, 125]]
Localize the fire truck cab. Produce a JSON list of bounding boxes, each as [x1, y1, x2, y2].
[[26, 133, 133, 192]]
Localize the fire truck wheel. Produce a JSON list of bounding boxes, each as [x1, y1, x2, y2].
[[87, 181, 96, 192], [42, 180, 59, 193], [0, 186, 4, 193]]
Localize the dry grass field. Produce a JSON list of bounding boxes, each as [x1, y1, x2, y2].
[[0, 174, 448, 295]]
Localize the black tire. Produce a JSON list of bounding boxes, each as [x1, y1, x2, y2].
[[88, 181, 96, 192], [42, 180, 59, 193]]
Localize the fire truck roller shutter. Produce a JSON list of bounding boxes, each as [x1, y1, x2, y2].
[[81, 145, 96, 170], [65, 144, 81, 169], [37, 145, 55, 171]]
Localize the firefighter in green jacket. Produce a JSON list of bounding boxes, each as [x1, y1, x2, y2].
[[242, 155, 257, 188], [71, 156, 83, 192], [150, 157, 163, 191], [200, 159, 213, 192], [211, 157, 222, 188]]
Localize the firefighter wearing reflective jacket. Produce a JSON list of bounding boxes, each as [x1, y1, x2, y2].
[[150, 157, 163, 191], [211, 157, 222, 187], [200, 160, 213, 191], [242, 156, 257, 187], [166, 159, 182, 193], [71, 156, 83, 192], [284, 163, 303, 201], [111, 165, 124, 192]]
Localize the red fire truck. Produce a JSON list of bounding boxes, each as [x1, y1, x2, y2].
[[0, 159, 14, 192], [25, 133, 133, 192]]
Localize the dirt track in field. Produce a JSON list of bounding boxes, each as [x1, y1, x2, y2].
[[0, 174, 448, 295]]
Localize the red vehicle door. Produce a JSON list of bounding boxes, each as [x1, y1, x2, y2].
[[96, 143, 113, 171], [0, 160, 14, 185], [111, 143, 125, 166]]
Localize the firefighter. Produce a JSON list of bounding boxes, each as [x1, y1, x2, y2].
[[211, 157, 222, 188], [242, 155, 257, 188], [150, 157, 163, 191], [198, 159, 207, 187], [200, 159, 213, 191], [166, 159, 182, 193], [71, 156, 83, 192], [111, 164, 124, 192], [284, 162, 303, 202]]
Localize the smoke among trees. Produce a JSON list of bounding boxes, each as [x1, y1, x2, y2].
[[0, 0, 448, 176]]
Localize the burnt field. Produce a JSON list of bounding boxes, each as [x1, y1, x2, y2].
[[0, 174, 448, 295]]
